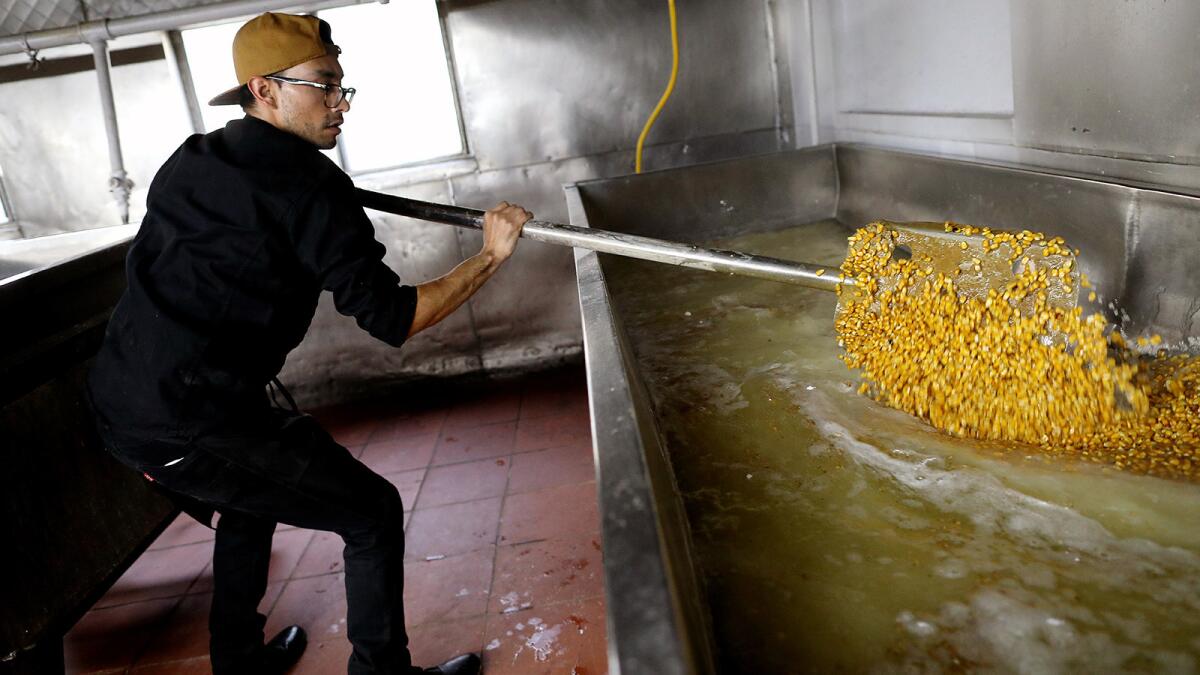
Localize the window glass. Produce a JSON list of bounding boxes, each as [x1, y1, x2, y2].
[[321, 1, 464, 172], [181, 21, 244, 134], [180, 1, 463, 173]]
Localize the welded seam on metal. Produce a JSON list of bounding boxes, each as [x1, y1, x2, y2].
[[762, 0, 783, 149], [804, 0, 821, 145], [445, 177, 488, 372]]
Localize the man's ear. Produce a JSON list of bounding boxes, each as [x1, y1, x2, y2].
[[246, 76, 277, 108]]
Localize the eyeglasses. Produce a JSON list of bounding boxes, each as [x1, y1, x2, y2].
[[265, 75, 356, 108]]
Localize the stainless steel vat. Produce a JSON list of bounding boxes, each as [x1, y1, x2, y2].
[[565, 144, 1200, 674]]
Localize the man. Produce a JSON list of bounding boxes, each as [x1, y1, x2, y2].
[[87, 12, 529, 675]]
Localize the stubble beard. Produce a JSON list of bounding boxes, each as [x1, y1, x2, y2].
[[282, 107, 337, 150]]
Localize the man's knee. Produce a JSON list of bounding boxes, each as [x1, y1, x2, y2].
[[217, 509, 277, 536], [341, 479, 404, 544], [378, 483, 404, 530]]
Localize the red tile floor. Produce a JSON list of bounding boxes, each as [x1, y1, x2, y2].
[[64, 364, 608, 675]]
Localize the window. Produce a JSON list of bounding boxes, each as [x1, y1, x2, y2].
[[181, 1, 463, 174], [180, 21, 245, 136], [0, 167, 12, 226]]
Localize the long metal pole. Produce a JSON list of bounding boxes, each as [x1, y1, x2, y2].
[[90, 39, 133, 225], [161, 30, 205, 135], [0, 0, 384, 56], [355, 188, 851, 292]]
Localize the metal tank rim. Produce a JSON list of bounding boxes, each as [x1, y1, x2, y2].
[[564, 142, 1200, 674]]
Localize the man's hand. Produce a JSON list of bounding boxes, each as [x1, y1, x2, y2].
[[406, 200, 533, 338], [481, 201, 532, 264]]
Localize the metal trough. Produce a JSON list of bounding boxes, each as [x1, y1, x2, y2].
[[566, 144, 1200, 674]]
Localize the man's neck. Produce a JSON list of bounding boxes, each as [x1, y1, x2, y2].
[[244, 111, 318, 149]]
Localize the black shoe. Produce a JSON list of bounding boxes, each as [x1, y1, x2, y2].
[[422, 652, 481, 675], [259, 625, 307, 674]]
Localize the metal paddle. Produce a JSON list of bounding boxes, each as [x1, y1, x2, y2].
[[354, 188, 1080, 314]]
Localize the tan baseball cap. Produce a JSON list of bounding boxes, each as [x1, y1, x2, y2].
[[208, 12, 341, 106]]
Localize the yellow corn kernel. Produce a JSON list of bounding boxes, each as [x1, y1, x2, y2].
[[836, 219, 1197, 482]]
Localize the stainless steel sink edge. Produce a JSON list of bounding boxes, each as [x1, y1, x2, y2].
[[567, 185, 717, 675]]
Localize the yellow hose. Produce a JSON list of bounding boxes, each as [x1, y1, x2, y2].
[[635, 0, 679, 174]]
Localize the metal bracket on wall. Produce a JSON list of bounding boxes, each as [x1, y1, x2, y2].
[[18, 34, 42, 70]]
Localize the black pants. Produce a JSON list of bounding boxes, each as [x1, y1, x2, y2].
[[100, 410, 414, 675]]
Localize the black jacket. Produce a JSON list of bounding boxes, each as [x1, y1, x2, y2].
[[88, 116, 417, 453]]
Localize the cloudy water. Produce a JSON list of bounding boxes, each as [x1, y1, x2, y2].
[[602, 219, 1200, 674]]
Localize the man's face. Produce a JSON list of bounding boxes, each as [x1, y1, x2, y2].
[[272, 54, 349, 150]]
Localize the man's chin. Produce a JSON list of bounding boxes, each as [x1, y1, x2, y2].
[[307, 134, 337, 150]]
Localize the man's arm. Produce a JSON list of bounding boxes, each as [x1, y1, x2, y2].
[[407, 201, 531, 338]]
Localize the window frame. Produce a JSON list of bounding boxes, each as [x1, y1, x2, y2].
[[175, 1, 472, 179], [0, 168, 15, 227]]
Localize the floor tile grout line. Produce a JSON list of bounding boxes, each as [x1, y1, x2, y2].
[[148, 537, 217, 550], [481, 445, 516, 658], [485, 591, 613, 623], [316, 374, 584, 426], [357, 413, 588, 466], [353, 400, 588, 448], [121, 592, 189, 673], [86, 593, 190, 612], [402, 590, 608, 636], [426, 436, 591, 468], [396, 404, 453, 512], [516, 407, 591, 422], [180, 555, 212, 596], [359, 402, 450, 448], [262, 576, 293, 627], [405, 477, 598, 514], [516, 381, 532, 421], [411, 438, 592, 476], [285, 524, 322, 586], [426, 425, 519, 470], [94, 545, 213, 610], [440, 411, 520, 432]]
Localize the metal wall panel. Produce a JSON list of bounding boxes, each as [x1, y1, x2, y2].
[[833, 0, 1013, 115], [574, 144, 838, 244], [1123, 192, 1200, 342], [836, 145, 1134, 308], [1011, 0, 1200, 164], [444, 0, 781, 171]]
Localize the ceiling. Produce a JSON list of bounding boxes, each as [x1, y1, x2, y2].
[[0, 0, 226, 40]]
